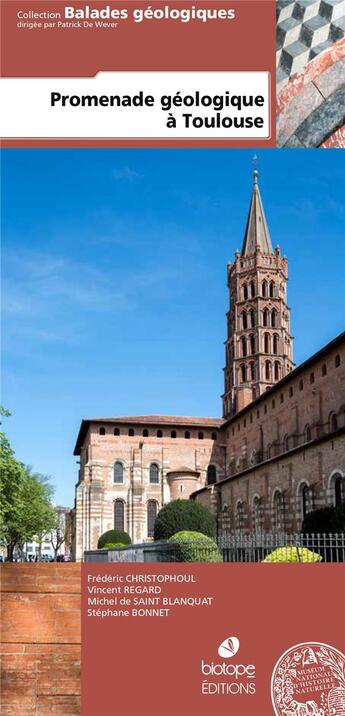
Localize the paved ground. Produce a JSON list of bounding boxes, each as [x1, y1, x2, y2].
[[277, 0, 345, 94]]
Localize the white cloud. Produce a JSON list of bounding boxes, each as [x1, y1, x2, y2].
[[112, 166, 140, 181]]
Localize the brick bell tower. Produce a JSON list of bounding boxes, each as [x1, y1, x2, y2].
[[222, 166, 294, 418]]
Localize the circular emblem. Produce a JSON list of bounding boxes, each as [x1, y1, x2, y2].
[[271, 642, 345, 716]]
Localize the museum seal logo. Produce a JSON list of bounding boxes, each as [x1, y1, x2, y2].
[[218, 636, 240, 658], [271, 642, 345, 716]]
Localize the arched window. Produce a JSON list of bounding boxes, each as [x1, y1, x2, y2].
[[211, 432, 217, 441], [253, 496, 263, 532], [305, 425, 311, 442], [250, 281, 255, 298], [114, 499, 125, 531], [128, 428, 134, 436], [99, 427, 105, 435], [265, 360, 271, 381], [330, 413, 338, 432], [242, 312, 248, 330], [250, 362, 255, 380], [269, 281, 275, 298], [334, 475, 344, 507], [249, 309, 255, 327], [113, 461, 124, 484], [301, 484, 309, 521], [273, 491, 285, 532], [263, 308, 269, 327], [271, 309, 277, 328], [143, 428, 149, 437], [236, 501, 245, 533], [322, 363, 327, 376], [147, 500, 158, 538], [274, 361, 280, 380], [171, 430, 177, 438], [240, 364, 246, 383], [262, 280, 267, 297], [221, 504, 230, 533], [114, 428, 120, 436], [264, 333, 270, 353], [335, 354, 341, 368], [207, 465, 217, 485], [243, 284, 248, 300], [184, 430, 190, 439], [273, 334, 279, 355], [157, 429, 163, 438], [198, 431, 204, 440], [250, 334, 255, 355], [241, 336, 247, 357], [283, 434, 289, 452], [149, 463, 159, 484]]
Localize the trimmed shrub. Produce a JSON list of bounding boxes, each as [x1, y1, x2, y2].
[[263, 546, 322, 563], [154, 499, 216, 541], [97, 529, 131, 549], [102, 542, 126, 549], [302, 502, 345, 534], [169, 531, 222, 563]]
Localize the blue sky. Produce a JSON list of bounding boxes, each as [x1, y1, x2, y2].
[[1, 149, 344, 506]]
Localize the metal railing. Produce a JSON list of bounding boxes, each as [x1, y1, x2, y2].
[[84, 533, 345, 563], [218, 532, 345, 563]]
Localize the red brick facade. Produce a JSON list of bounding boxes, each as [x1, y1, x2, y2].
[[0, 564, 81, 715], [222, 171, 294, 418], [73, 417, 224, 560], [193, 334, 345, 534]]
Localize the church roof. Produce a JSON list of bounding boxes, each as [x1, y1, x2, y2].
[[167, 466, 200, 475], [74, 415, 223, 454], [241, 170, 273, 256]]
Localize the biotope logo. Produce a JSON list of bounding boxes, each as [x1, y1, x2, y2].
[[218, 636, 240, 658], [200, 636, 256, 696]]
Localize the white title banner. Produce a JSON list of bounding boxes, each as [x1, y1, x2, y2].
[[0, 71, 270, 139]]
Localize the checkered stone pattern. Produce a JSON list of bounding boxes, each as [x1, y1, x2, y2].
[[277, 0, 345, 92]]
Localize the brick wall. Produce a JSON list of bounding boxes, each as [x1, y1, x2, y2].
[[223, 339, 345, 470], [75, 425, 225, 559], [0, 564, 81, 715]]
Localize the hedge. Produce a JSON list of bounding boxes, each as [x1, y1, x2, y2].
[[154, 499, 216, 541], [169, 531, 222, 562], [302, 501, 345, 534], [263, 546, 322, 563], [97, 529, 131, 549]]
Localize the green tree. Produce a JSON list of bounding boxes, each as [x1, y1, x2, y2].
[[154, 499, 216, 541], [0, 408, 56, 560], [302, 503, 345, 534]]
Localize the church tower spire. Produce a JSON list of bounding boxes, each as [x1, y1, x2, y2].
[[222, 167, 294, 418]]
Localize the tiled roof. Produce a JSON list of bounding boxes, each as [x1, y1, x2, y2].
[[74, 415, 223, 454], [87, 415, 223, 426], [167, 466, 200, 474]]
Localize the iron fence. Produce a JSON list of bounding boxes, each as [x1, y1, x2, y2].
[[84, 533, 345, 563], [217, 532, 345, 563]]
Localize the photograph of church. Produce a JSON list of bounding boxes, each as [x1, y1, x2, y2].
[[73, 165, 345, 561]]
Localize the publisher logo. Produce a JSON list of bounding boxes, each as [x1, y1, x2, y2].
[[218, 636, 240, 659], [201, 636, 255, 696], [271, 642, 345, 716]]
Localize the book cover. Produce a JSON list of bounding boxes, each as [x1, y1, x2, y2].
[[1, 2, 344, 715]]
